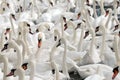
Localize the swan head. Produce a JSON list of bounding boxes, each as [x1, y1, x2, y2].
[[112, 66, 119, 79], [77, 12, 81, 19], [38, 37, 42, 48], [6, 69, 16, 77], [1, 43, 8, 52], [56, 38, 66, 47], [10, 14, 16, 20], [105, 8, 112, 17]]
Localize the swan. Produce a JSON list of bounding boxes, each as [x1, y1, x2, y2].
[[68, 58, 120, 79], [1, 40, 22, 68], [6, 68, 25, 80], [80, 9, 101, 64]]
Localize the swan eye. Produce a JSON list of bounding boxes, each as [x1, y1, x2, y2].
[[36, 29, 39, 32], [19, 32, 21, 35], [3, 8, 5, 11], [7, 3, 9, 8]]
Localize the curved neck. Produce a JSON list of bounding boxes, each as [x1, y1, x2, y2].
[[114, 35, 120, 66], [0, 31, 4, 48], [1, 55, 8, 80], [16, 40, 26, 60], [29, 60, 35, 80], [53, 61, 60, 80], [61, 38, 70, 79], [10, 16, 16, 38], [99, 0, 105, 15], [67, 21, 77, 43], [61, 16, 64, 37], [50, 42, 57, 69], [11, 40, 22, 68], [89, 30, 95, 55], [105, 12, 112, 28], [113, 0, 118, 18], [9, 30, 12, 41], [100, 26, 106, 60], [16, 68, 25, 80], [77, 24, 85, 52], [93, 0, 97, 18]]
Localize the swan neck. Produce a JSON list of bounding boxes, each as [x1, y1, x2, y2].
[[77, 26, 85, 52], [114, 36, 120, 66], [100, 31, 106, 61], [89, 32, 95, 55], [29, 61, 35, 80], [50, 42, 57, 69], [10, 16, 16, 38], [62, 39, 70, 78], [61, 17, 64, 37], [100, 0, 105, 15], [105, 12, 112, 28], [53, 62, 60, 80], [2, 55, 8, 80], [93, 0, 97, 18], [17, 68, 25, 80], [13, 41, 22, 68]]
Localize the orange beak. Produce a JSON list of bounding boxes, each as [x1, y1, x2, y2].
[[112, 70, 119, 79], [38, 39, 42, 48], [77, 13, 81, 19], [4, 28, 10, 35], [105, 10, 109, 17]]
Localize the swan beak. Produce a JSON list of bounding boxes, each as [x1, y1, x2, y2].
[[64, 23, 68, 31], [112, 70, 119, 79], [112, 66, 119, 79], [77, 13, 81, 19], [38, 39, 42, 48], [105, 10, 109, 17], [11, 14, 16, 20], [1, 47, 6, 52], [95, 26, 100, 32], [54, 36, 57, 41], [113, 25, 119, 31], [63, 17, 66, 23], [50, 1, 53, 6], [4, 28, 10, 35], [75, 23, 81, 30], [84, 31, 89, 39], [117, 1, 119, 8], [6, 72, 14, 77]]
